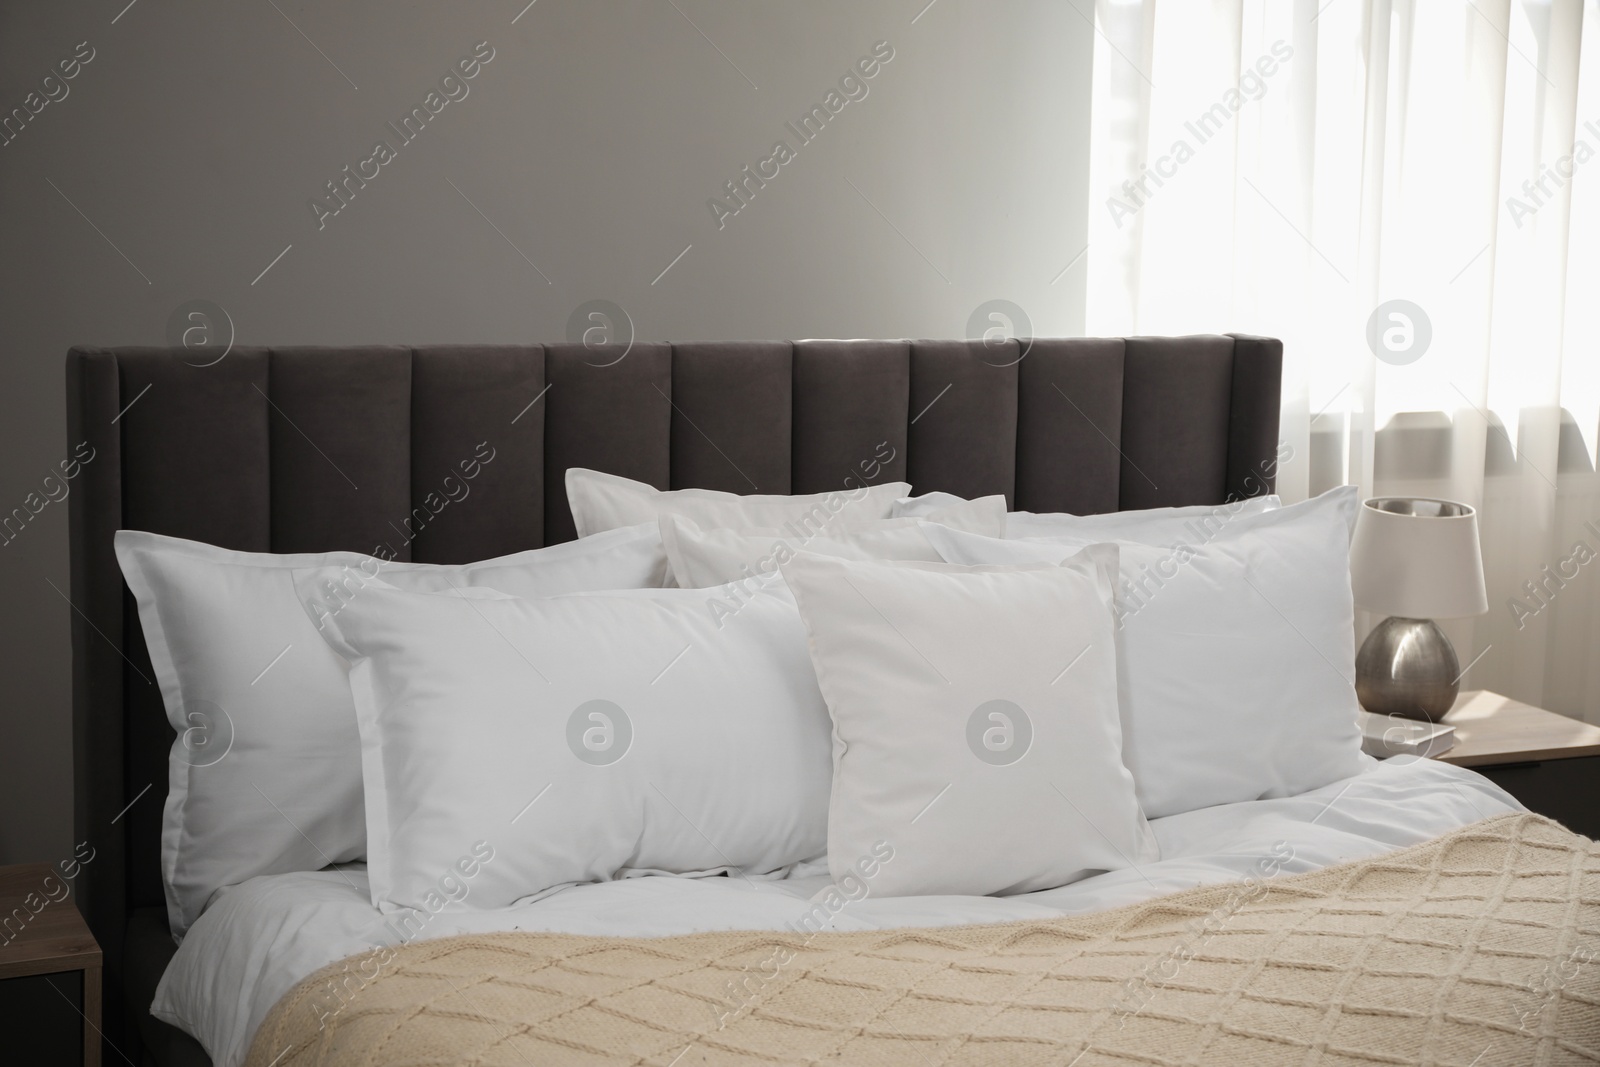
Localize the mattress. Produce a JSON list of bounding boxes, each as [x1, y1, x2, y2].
[[153, 756, 1522, 1067]]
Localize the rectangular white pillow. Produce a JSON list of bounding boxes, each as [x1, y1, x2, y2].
[[660, 495, 1006, 589], [781, 550, 1157, 897], [115, 524, 668, 937], [1004, 495, 1280, 541], [297, 576, 833, 913], [567, 467, 911, 539], [920, 486, 1365, 818]]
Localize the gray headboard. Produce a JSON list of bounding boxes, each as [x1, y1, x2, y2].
[[66, 333, 1280, 1059]]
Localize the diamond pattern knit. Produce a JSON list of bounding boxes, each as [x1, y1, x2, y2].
[[245, 813, 1600, 1066]]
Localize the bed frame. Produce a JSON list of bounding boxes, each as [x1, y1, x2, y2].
[[66, 334, 1281, 1065]]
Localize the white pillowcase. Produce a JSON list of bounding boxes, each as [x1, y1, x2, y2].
[[1004, 495, 1280, 541], [660, 496, 1006, 589], [780, 550, 1157, 898], [566, 468, 911, 539], [299, 576, 833, 914], [114, 525, 668, 937], [921, 486, 1365, 819], [888, 492, 988, 519]]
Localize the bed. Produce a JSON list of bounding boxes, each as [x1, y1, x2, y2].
[[161, 758, 1532, 1067], [65, 337, 1599, 1066]]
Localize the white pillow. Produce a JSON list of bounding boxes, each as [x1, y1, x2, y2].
[[921, 486, 1365, 819], [780, 550, 1157, 898], [888, 491, 989, 519], [566, 468, 912, 539], [1004, 495, 1279, 541], [660, 496, 1006, 589], [298, 576, 833, 914], [114, 524, 668, 937]]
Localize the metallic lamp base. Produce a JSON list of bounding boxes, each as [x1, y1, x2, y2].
[[1354, 616, 1461, 722]]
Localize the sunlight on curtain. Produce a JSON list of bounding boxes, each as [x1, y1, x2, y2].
[[1088, 0, 1600, 721]]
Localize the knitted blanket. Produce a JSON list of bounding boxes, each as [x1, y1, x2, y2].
[[244, 813, 1600, 1066]]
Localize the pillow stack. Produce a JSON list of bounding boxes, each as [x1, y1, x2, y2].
[[922, 488, 1366, 817], [116, 523, 667, 936], [118, 467, 1366, 931]]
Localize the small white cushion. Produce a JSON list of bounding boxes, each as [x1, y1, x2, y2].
[[1004, 495, 1280, 541], [780, 550, 1157, 897], [921, 487, 1365, 818], [114, 525, 668, 937], [566, 468, 911, 539], [660, 496, 1006, 589], [298, 576, 833, 914]]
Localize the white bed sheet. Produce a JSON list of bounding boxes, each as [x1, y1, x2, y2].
[[154, 757, 1522, 1067]]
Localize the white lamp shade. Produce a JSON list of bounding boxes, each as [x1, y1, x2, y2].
[[1349, 497, 1489, 618]]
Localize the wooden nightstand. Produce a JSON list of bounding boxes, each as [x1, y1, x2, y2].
[[1435, 690, 1600, 839], [0, 863, 102, 1067]]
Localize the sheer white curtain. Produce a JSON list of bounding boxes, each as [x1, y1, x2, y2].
[[1087, 0, 1600, 722]]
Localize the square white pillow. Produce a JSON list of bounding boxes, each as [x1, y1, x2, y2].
[[566, 467, 911, 539], [780, 550, 1157, 898], [298, 576, 833, 913], [1004, 495, 1280, 541], [115, 524, 668, 937], [660, 495, 1006, 589], [921, 486, 1365, 818]]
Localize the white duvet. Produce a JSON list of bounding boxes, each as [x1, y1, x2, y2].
[[154, 756, 1522, 1067]]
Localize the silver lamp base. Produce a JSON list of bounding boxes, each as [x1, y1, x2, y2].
[[1354, 616, 1461, 722]]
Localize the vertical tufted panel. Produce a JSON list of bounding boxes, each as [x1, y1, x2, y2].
[[267, 348, 412, 559], [669, 342, 793, 495], [1225, 334, 1284, 500], [907, 340, 1019, 505], [410, 346, 546, 562], [1119, 336, 1235, 509], [1015, 338, 1127, 516], [542, 342, 673, 544], [791, 340, 910, 495], [118, 349, 273, 550]]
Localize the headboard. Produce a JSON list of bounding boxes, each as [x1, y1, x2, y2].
[[66, 333, 1281, 1057]]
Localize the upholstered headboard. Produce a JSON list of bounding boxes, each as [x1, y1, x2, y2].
[[66, 333, 1280, 1059]]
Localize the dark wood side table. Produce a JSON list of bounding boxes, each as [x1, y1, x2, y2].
[[1436, 690, 1600, 840], [0, 862, 102, 1067]]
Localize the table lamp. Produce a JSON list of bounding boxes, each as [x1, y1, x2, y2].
[[1349, 497, 1489, 721]]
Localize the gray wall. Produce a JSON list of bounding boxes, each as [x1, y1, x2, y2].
[[0, 0, 1092, 865]]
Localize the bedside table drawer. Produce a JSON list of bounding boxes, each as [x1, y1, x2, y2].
[[1475, 755, 1600, 840]]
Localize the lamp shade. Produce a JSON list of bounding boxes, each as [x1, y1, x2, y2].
[[1348, 497, 1489, 618]]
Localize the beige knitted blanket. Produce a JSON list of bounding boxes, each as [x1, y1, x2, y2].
[[245, 813, 1600, 1066]]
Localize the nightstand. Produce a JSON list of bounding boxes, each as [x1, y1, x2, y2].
[[0, 863, 101, 1066], [1436, 690, 1600, 839]]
